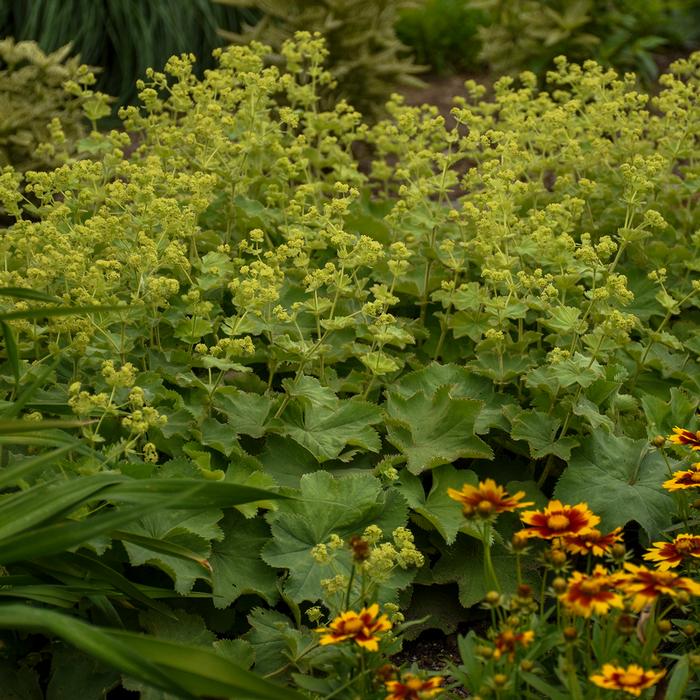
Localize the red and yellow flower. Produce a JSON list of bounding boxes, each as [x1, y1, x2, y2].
[[492, 628, 535, 660], [520, 500, 600, 540], [562, 527, 623, 557], [644, 534, 700, 570], [620, 563, 700, 611], [315, 604, 392, 651], [559, 565, 624, 617], [590, 664, 665, 697], [447, 479, 532, 519], [384, 673, 444, 700], [668, 426, 700, 450], [662, 463, 700, 491]]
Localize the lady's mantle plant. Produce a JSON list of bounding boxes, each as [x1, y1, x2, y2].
[[0, 32, 699, 694]]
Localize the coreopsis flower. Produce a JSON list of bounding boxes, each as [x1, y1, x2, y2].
[[644, 534, 700, 570], [492, 628, 535, 660], [589, 664, 665, 697], [668, 426, 700, 450], [447, 479, 532, 519], [520, 500, 600, 540], [315, 604, 391, 651], [662, 463, 700, 491], [562, 527, 624, 557], [559, 565, 624, 617], [384, 673, 444, 700], [620, 563, 700, 611]]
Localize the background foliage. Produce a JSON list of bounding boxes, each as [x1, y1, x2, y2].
[[0, 0, 256, 107], [471, 0, 700, 80], [0, 39, 93, 171], [215, 0, 425, 114]]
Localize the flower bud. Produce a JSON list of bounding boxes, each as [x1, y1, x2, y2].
[[552, 577, 568, 594], [549, 549, 567, 567], [348, 535, 370, 562], [616, 614, 636, 636], [520, 659, 534, 672], [683, 623, 696, 636], [477, 645, 494, 659], [657, 620, 672, 635], [517, 584, 533, 599], [563, 626, 577, 642], [511, 531, 529, 552], [493, 674, 508, 687], [611, 543, 627, 560], [677, 591, 691, 606], [484, 591, 501, 606], [651, 435, 666, 448]]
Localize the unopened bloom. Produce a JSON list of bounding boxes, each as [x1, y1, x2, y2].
[[520, 500, 599, 539], [559, 565, 624, 617], [385, 673, 444, 699], [589, 664, 665, 696], [663, 463, 700, 491], [492, 628, 535, 660], [620, 563, 700, 611], [447, 479, 532, 519], [562, 527, 623, 557], [644, 534, 700, 570], [315, 604, 391, 651], [668, 426, 700, 450]]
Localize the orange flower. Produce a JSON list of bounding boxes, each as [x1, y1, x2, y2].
[[668, 426, 700, 450], [315, 604, 392, 651], [447, 479, 533, 519], [492, 628, 535, 661], [620, 563, 700, 611], [590, 663, 665, 697], [662, 463, 700, 491], [644, 534, 700, 570], [520, 500, 600, 540], [385, 674, 444, 700], [559, 565, 624, 617], [562, 527, 623, 557]]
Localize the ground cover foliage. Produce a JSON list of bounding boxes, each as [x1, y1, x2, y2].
[[0, 33, 700, 698]]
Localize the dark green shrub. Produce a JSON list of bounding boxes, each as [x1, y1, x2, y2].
[[396, 0, 486, 74], [216, 0, 425, 115], [0, 38, 103, 171], [471, 0, 700, 81], [0, 0, 256, 107]]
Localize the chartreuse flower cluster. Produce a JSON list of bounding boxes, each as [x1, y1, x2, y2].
[[444, 468, 700, 698]]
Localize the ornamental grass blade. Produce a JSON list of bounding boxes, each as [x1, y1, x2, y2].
[[0, 474, 124, 540], [108, 629, 307, 700], [0, 287, 61, 303], [67, 553, 177, 618], [112, 531, 212, 572], [0, 443, 78, 488], [0, 604, 305, 700], [0, 321, 19, 387], [0, 304, 126, 322], [0, 605, 194, 698], [106, 478, 288, 509], [0, 503, 159, 565]]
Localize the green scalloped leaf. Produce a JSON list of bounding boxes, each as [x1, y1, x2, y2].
[[385, 385, 492, 474], [271, 397, 382, 463], [554, 431, 675, 538], [210, 511, 278, 608], [510, 409, 579, 461], [397, 465, 477, 544], [262, 472, 407, 602]]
